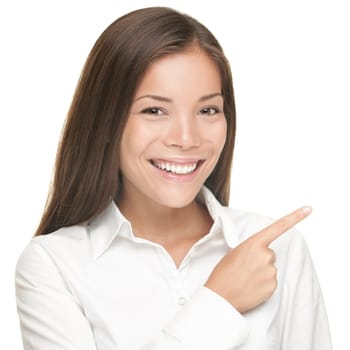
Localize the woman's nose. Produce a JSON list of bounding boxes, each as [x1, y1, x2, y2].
[[163, 115, 201, 150]]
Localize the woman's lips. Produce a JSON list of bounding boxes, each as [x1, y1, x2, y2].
[[149, 159, 205, 181]]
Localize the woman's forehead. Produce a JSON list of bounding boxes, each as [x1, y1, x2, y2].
[[134, 50, 222, 100]]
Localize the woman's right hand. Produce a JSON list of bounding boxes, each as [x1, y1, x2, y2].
[[204, 206, 312, 314]]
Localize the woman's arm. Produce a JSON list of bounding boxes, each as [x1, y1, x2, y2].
[[15, 242, 98, 350], [141, 286, 249, 349], [15, 241, 249, 350], [279, 234, 332, 349]]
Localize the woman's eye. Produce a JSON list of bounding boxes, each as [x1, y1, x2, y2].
[[200, 107, 220, 116], [141, 107, 165, 116]]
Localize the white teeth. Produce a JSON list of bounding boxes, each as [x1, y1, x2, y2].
[[153, 161, 199, 174]]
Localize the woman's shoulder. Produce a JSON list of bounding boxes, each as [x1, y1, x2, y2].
[[220, 206, 274, 239], [16, 224, 89, 275], [34, 223, 88, 253], [220, 206, 312, 278], [220, 205, 308, 254], [224, 206, 274, 225]]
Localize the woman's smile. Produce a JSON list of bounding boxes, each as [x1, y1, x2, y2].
[[149, 158, 206, 181]]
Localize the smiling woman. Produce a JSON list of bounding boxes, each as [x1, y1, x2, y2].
[[15, 6, 332, 350]]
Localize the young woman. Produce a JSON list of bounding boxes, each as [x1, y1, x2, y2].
[[15, 7, 332, 350]]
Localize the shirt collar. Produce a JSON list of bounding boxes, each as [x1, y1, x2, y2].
[[88, 186, 238, 260], [197, 187, 239, 248]]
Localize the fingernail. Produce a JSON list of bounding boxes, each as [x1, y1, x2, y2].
[[302, 206, 312, 215]]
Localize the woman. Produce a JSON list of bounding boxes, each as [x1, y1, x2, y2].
[[15, 7, 332, 349]]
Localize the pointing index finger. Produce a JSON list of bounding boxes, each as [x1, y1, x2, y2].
[[255, 206, 312, 245]]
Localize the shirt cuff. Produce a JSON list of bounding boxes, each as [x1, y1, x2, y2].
[[163, 286, 250, 349]]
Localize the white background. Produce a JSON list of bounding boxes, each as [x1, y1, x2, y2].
[[1, 0, 348, 348]]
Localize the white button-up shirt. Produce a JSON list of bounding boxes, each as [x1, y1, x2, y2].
[[15, 187, 332, 349]]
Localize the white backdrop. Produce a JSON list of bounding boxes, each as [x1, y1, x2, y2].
[[1, 0, 348, 348]]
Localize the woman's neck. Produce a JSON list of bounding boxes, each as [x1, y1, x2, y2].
[[117, 189, 213, 249]]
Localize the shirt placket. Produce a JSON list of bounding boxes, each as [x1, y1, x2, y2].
[[155, 245, 193, 310]]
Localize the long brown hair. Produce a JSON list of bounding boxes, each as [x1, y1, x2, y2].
[[35, 7, 236, 236]]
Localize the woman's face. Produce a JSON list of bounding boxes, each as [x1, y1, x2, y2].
[[119, 49, 227, 209]]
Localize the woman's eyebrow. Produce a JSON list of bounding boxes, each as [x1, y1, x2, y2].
[[134, 92, 222, 103], [134, 94, 172, 102], [198, 92, 223, 102]]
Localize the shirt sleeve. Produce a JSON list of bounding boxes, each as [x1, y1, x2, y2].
[[142, 287, 250, 350], [279, 233, 332, 350], [15, 241, 97, 350]]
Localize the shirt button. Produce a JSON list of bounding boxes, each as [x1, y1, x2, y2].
[[177, 297, 186, 306]]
